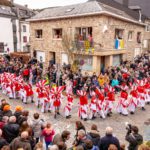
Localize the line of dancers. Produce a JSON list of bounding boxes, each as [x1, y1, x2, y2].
[[0, 72, 150, 120]]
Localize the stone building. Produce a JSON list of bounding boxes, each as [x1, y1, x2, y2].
[[113, 0, 150, 50], [29, 1, 146, 73]]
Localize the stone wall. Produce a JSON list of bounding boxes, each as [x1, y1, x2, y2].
[[30, 14, 145, 71]]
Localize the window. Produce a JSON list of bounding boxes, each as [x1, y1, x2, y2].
[[128, 31, 133, 41], [0, 43, 4, 53], [53, 29, 62, 39], [35, 30, 43, 38], [137, 32, 141, 43], [76, 27, 92, 41], [23, 36, 27, 43], [23, 25, 26, 32], [115, 29, 124, 39], [146, 24, 150, 32]]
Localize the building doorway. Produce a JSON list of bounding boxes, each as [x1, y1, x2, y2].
[[101, 56, 105, 73], [49, 52, 55, 65]]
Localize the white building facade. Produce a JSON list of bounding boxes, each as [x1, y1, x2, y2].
[[0, 17, 14, 54], [20, 21, 30, 51]]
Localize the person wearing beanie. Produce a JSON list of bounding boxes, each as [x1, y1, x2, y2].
[[2, 105, 12, 117], [14, 106, 23, 123]]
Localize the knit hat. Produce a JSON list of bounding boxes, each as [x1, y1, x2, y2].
[[3, 105, 11, 111], [15, 106, 23, 112]]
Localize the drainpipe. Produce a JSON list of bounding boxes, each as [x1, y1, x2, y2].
[[139, 9, 142, 22]]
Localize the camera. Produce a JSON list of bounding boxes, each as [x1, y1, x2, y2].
[[125, 122, 132, 131]]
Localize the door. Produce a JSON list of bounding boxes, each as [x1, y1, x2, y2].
[[61, 53, 69, 65], [101, 56, 105, 73], [134, 48, 141, 57], [113, 55, 121, 66], [36, 51, 45, 62], [49, 52, 55, 64]]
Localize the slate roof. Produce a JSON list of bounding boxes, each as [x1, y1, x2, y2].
[[31, 1, 101, 20], [29, 0, 146, 25], [0, 5, 15, 17], [92, 0, 147, 21]]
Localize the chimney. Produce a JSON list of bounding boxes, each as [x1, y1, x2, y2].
[[123, 0, 129, 7], [25, 4, 28, 8]]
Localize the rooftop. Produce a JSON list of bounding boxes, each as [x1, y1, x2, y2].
[[0, 5, 15, 17], [29, 0, 146, 26]]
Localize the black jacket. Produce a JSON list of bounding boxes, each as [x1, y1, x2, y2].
[[100, 134, 120, 150], [3, 110, 13, 117], [87, 130, 101, 148], [3, 123, 20, 143], [14, 111, 22, 123], [0, 137, 8, 148], [125, 133, 143, 150]]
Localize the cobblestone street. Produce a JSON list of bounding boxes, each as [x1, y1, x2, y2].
[[1, 89, 150, 147]]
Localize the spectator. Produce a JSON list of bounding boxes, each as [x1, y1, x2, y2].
[[0, 129, 8, 149], [48, 145, 58, 150], [138, 144, 150, 150], [73, 121, 86, 145], [0, 99, 9, 111], [125, 125, 143, 150], [76, 145, 84, 150], [13, 106, 23, 123], [1, 145, 10, 150], [34, 142, 43, 150], [3, 116, 19, 143], [74, 129, 90, 148], [42, 123, 55, 150], [10, 131, 31, 150], [100, 127, 120, 150], [2, 105, 12, 117], [17, 110, 29, 126], [19, 121, 33, 137], [108, 144, 118, 150], [0, 116, 8, 130], [53, 130, 70, 145], [57, 141, 67, 150], [87, 124, 101, 148], [31, 113, 44, 143]]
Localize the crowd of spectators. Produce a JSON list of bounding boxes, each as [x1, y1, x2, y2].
[[0, 51, 149, 96], [0, 98, 149, 150]]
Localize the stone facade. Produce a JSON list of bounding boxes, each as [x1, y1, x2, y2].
[[30, 14, 145, 74]]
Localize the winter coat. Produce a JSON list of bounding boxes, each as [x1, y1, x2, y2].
[[14, 111, 22, 123], [3, 123, 20, 143], [100, 134, 120, 150], [2, 110, 13, 117], [0, 121, 5, 129], [42, 128, 55, 142], [10, 137, 31, 150], [87, 130, 101, 148], [31, 119, 43, 138], [125, 133, 143, 150], [0, 137, 8, 149], [52, 133, 65, 145]]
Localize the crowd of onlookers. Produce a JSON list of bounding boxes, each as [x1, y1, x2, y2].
[[0, 98, 149, 150], [0, 51, 149, 150], [0, 51, 149, 96]]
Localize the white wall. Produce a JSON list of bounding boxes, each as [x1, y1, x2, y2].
[[15, 19, 21, 51], [0, 17, 14, 53], [20, 21, 30, 51], [36, 51, 45, 62]]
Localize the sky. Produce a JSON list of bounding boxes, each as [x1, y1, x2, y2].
[[14, 0, 88, 9]]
